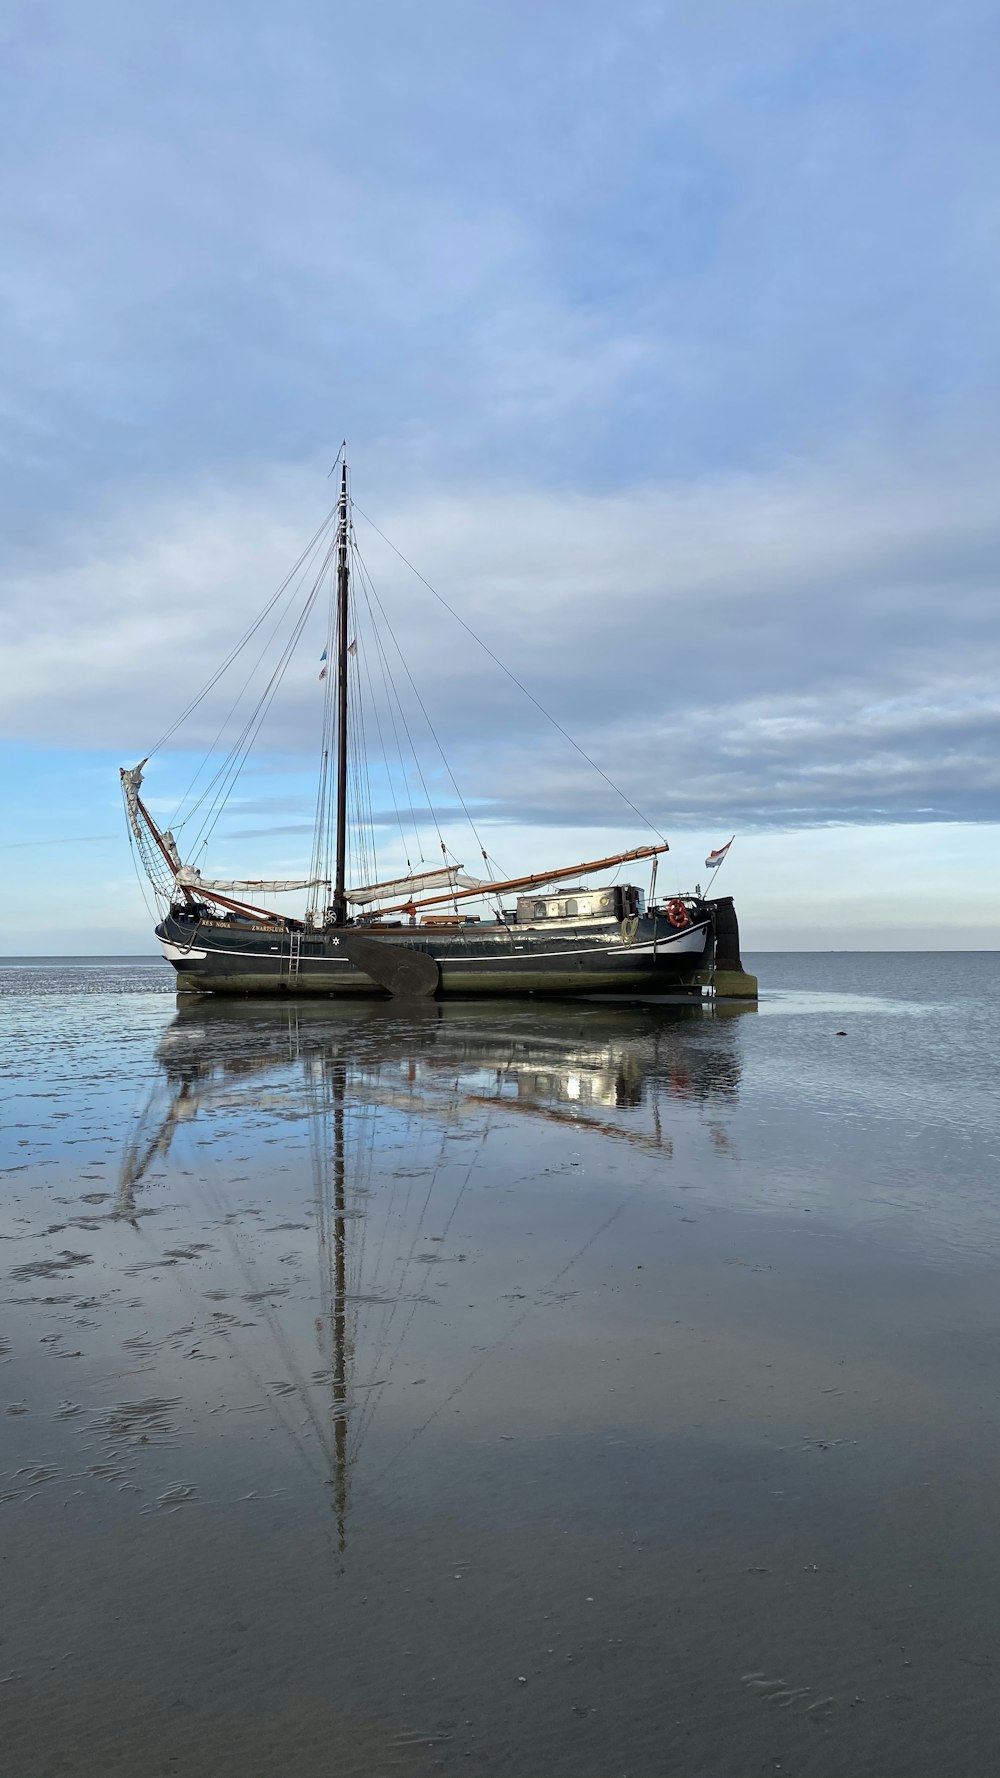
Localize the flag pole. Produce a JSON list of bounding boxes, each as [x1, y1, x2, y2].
[[706, 834, 736, 892]]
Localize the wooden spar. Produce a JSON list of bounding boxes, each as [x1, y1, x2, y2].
[[174, 884, 287, 923], [131, 784, 288, 924], [133, 793, 181, 878], [130, 790, 196, 906], [374, 843, 669, 916]]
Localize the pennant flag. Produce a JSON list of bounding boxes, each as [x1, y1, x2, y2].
[[319, 648, 328, 661], [348, 638, 357, 655], [319, 647, 328, 682], [705, 838, 733, 870]]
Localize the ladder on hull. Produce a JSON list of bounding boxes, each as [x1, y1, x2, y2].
[[286, 930, 302, 980]]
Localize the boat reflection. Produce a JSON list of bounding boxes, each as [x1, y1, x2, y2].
[[116, 999, 751, 1547], [154, 996, 746, 1108]]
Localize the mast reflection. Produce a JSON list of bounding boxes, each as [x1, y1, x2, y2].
[[116, 999, 749, 1545]]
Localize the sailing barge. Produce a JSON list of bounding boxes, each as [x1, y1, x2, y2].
[[122, 460, 752, 1000]]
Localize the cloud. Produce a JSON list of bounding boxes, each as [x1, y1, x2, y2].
[[2, 0, 999, 532], [2, 0, 999, 911], [3, 444, 999, 834]]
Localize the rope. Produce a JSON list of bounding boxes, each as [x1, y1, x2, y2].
[[149, 504, 339, 759], [351, 542, 446, 863], [170, 523, 338, 833], [353, 503, 667, 844], [308, 552, 341, 904], [137, 478, 662, 907], [352, 533, 502, 871], [355, 618, 412, 869], [372, 1183, 645, 1486], [190, 558, 329, 854], [363, 583, 425, 863]]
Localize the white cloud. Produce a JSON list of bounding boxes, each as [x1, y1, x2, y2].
[[2, 444, 999, 836]]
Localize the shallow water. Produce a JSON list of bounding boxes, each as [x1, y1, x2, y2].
[[2, 954, 1000, 1777]]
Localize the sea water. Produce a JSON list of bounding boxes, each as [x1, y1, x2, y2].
[[2, 954, 999, 1777]]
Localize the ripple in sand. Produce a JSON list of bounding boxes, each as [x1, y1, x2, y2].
[[88, 1396, 183, 1451]]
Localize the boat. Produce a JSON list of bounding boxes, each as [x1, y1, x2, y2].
[[121, 456, 754, 1000]]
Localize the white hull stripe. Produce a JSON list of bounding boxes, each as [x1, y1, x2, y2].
[[162, 921, 709, 968]]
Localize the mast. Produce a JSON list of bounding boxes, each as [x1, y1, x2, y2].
[[332, 459, 350, 927]]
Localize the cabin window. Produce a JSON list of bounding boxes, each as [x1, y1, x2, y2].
[[533, 902, 547, 920], [564, 898, 578, 917]]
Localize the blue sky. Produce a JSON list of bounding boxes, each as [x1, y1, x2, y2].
[[2, 1, 999, 950]]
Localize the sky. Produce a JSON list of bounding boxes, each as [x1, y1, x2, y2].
[[2, 0, 999, 951]]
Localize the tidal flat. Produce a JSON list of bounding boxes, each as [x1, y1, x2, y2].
[[2, 954, 1000, 1777]]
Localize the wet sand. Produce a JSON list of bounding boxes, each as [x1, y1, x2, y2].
[[3, 957, 1000, 1776]]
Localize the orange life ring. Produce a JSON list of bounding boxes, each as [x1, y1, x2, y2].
[[665, 898, 690, 929]]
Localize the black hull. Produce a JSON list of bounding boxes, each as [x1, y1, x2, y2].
[[156, 908, 716, 999]]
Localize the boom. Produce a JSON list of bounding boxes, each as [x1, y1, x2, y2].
[[375, 843, 669, 916]]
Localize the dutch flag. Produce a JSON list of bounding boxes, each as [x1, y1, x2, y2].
[[705, 837, 734, 870]]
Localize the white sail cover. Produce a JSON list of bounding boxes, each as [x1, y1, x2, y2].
[[175, 866, 329, 894], [121, 759, 148, 845], [345, 865, 487, 905]]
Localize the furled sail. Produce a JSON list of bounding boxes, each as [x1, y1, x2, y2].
[[174, 866, 330, 894], [345, 865, 487, 905], [121, 759, 149, 847]]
